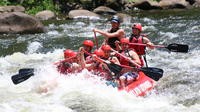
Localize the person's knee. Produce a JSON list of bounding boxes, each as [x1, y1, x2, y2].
[[120, 76, 125, 81]]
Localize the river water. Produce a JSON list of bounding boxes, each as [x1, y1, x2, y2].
[[0, 9, 200, 112]]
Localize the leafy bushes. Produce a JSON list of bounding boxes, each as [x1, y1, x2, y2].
[[0, 0, 57, 14], [0, 0, 11, 6]]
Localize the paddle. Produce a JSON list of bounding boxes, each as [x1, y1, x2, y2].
[[12, 56, 77, 85], [53, 56, 76, 65], [111, 49, 164, 81], [11, 68, 34, 84], [83, 49, 163, 81], [93, 31, 99, 49], [129, 43, 189, 53], [82, 49, 122, 75]]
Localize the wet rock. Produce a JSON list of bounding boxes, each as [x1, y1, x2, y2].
[[93, 6, 117, 15], [68, 9, 100, 19], [0, 6, 25, 13], [159, 0, 190, 9], [193, 0, 200, 7], [186, 0, 196, 5], [0, 12, 45, 34], [133, 0, 162, 10], [35, 10, 56, 20]]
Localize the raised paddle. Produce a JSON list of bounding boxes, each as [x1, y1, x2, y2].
[[93, 31, 99, 49], [111, 49, 164, 81], [129, 43, 189, 53]]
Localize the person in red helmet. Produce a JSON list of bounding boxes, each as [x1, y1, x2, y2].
[[118, 38, 141, 88], [100, 45, 122, 84], [101, 45, 120, 65], [83, 40, 94, 52], [39, 49, 81, 93], [129, 23, 154, 67], [92, 16, 125, 50], [82, 40, 94, 60], [93, 49, 105, 58], [78, 48, 111, 80], [57, 49, 82, 74], [119, 38, 141, 68], [64, 49, 78, 63]]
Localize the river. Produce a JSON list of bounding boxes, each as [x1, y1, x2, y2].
[[0, 9, 200, 112]]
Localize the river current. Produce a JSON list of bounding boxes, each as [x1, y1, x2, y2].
[[0, 9, 200, 112]]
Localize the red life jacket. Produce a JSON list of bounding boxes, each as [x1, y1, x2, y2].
[[119, 50, 132, 66], [119, 50, 145, 67], [129, 36, 146, 55], [139, 56, 145, 67]]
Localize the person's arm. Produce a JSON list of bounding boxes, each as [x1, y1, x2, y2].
[[93, 29, 125, 39], [143, 37, 154, 49], [129, 50, 141, 65], [78, 47, 96, 71], [111, 56, 121, 65], [114, 40, 122, 51]]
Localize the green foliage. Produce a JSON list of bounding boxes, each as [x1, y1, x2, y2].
[[1, 0, 58, 15], [0, 0, 11, 6], [22, 0, 57, 14], [28, 0, 57, 14]]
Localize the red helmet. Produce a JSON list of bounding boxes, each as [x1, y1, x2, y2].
[[120, 38, 129, 44], [101, 45, 111, 51], [132, 24, 142, 32], [93, 49, 105, 57], [83, 40, 94, 47], [64, 49, 77, 58]]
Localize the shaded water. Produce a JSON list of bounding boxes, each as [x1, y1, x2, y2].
[[0, 9, 200, 112]]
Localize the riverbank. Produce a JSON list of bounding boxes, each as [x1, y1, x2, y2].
[[1, 0, 200, 16]]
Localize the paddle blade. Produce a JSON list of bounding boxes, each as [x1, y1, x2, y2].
[[139, 67, 164, 81], [167, 43, 189, 53], [11, 68, 34, 85], [19, 68, 34, 74], [106, 63, 122, 75]]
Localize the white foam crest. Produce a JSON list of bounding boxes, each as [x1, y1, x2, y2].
[[47, 30, 59, 35], [143, 17, 157, 24], [143, 25, 157, 32], [0, 49, 65, 75], [16, 36, 27, 43], [159, 32, 179, 44], [27, 41, 43, 54]]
